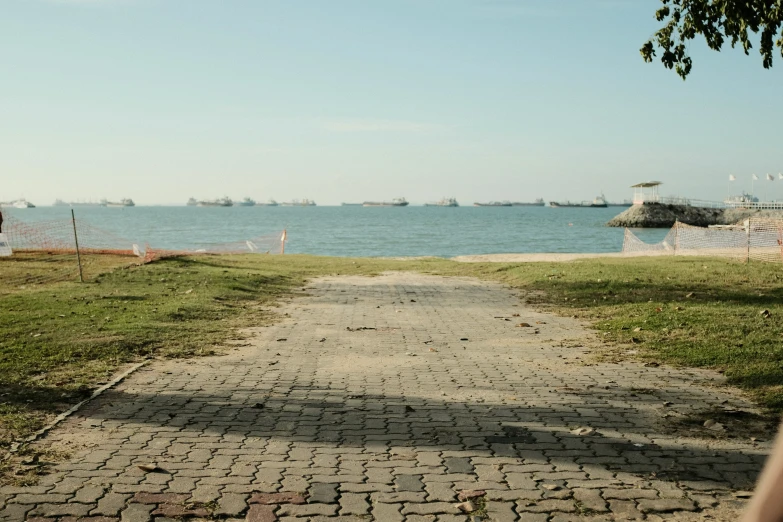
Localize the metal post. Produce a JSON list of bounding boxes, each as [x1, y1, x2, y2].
[[71, 209, 84, 282], [280, 229, 287, 255], [674, 221, 679, 256]]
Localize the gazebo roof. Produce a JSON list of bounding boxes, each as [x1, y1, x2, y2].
[[630, 181, 663, 188]]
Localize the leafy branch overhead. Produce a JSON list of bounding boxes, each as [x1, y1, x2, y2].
[[642, 0, 783, 79]]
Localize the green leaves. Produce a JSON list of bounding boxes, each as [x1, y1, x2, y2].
[[642, 0, 783, 79]]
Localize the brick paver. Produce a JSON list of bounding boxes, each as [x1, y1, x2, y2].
[[1, 273, 770, 521]]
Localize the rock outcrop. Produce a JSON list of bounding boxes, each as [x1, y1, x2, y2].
[[606, 203, 723, 228], [607, 203, 783, 228]]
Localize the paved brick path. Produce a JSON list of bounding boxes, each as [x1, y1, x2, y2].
[[0, 273, 771, 521]]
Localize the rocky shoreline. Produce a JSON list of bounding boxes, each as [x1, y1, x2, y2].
[[606, 203, 783, 228]]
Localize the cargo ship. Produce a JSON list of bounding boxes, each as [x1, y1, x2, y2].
[[511, 198, 545, 207], [54, 199, 102, 207], [363, 198, 409, 207], [424, 197, 459, 207], [474, 201, 512, 207], [281, 199, 316, 206], [103, 198, 135, 207], [549, 195, 608, 208], [188, 197, 233, 207]]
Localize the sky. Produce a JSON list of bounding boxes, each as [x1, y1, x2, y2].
[[2, 0, 782, 206]]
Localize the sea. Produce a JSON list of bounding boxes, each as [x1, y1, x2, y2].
[[7, 206, 669, 258]]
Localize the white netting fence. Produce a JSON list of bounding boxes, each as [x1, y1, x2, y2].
[[0, 208, 286, 288], [623, 218, 783, 263]]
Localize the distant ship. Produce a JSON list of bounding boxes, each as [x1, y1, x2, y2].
[[606, 200, 633, 207], [281, 199, 316, 206], [511, 198, 545, 207], [474, 201, 512, 207], [1, 199, 36, 209], [191, 197, 233, 207], [53, 199, 102, 207], [363, 198, 409, 207], [256, 199, 279, 207], [424, 197, 459, 207], [238, 197, 256, 207], [103, 198, 135, 207], [549, 195, 608, 208]]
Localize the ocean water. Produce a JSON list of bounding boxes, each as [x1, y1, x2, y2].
[[8, 206, 669, 258]]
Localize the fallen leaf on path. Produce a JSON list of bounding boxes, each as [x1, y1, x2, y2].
[[457, 490, 486, 501], [703, 419, 725, 431], [535, 321, 546, 324], [138, 463, 160, 473], [571, 427, 595, 436], [454, 501, 475, 513], [542, 484, 560, 491], [517, 323, 532, 328]]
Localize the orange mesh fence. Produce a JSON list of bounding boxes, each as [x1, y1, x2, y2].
[[0, 208, 286, 288], [623, 219, 783, 263]]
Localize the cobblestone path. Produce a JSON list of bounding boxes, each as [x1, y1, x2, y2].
[[0, 273, 771, 521]]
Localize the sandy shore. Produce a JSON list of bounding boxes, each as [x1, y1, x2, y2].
[[452, 252, 629, 262]]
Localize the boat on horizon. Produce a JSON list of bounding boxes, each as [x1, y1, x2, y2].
[[1, 199, 36, 209], [510, 198, 545, 206], [53, 199, 102, 207], [549, 194, 608, 208], [281, 199, 316, 206], [424, 197, 459, 207], [363, 198, 409, 207], [606, 200, 633, 207], [238, 197, 256, 207], [474, 201, 512, 207], [103, 198, 135, 207], [256, 199, 279, 207], [190, 197, 233, 207]]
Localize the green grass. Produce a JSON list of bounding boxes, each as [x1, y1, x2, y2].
[[435, 257, 783, 413], [2, 253, 782, 482]]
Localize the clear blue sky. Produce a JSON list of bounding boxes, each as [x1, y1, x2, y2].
[[2, 0, 781, 205]]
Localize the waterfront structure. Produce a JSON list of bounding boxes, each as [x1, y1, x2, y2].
[[631, 181, 663, 204], [281, 199, 316, 206]]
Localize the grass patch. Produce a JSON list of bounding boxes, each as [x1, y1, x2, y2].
[[0, 254, 446, 469], [2, 253, 782, 482]]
